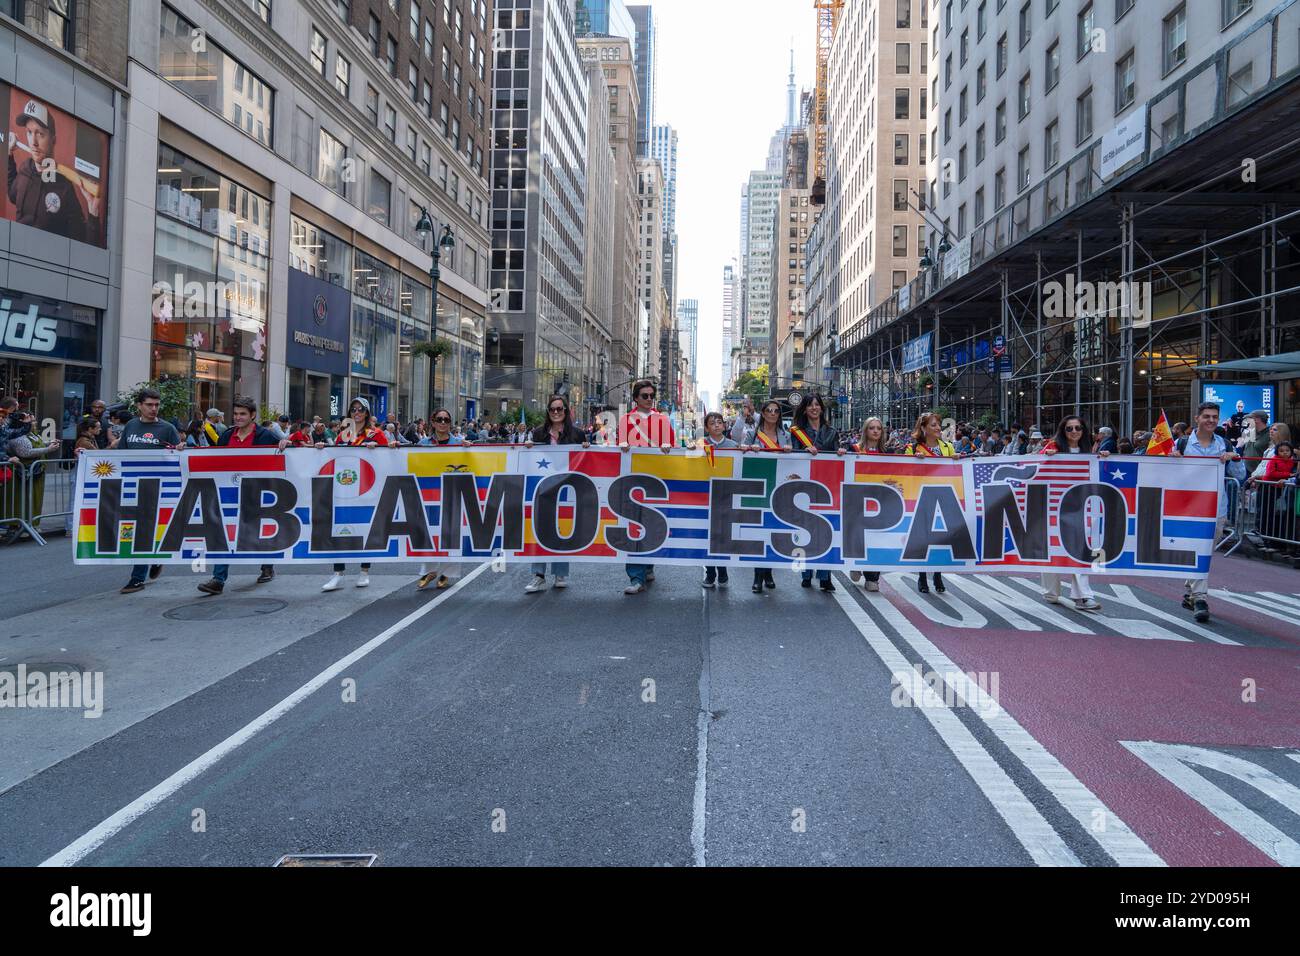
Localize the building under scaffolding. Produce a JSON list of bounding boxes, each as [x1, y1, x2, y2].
[[833, 3, 1300, 437]]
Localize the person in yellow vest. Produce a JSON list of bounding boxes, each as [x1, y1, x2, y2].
[[904, 412, 956, 594]]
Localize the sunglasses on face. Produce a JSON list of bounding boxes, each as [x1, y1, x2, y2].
[[637, 392, 654, 400], [549, 406, 565, 413], [1065, 425, 1083, 432], [433, 416, 451, 423]]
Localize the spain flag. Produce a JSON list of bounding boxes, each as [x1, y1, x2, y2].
[[853, 458, 965, 511], [1146, 410, 1175, 456]]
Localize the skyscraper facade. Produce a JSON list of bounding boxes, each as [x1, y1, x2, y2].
[[485, 0, 589, 412], [743, 170, 782, 349], [635, 157, 664, 376], [627, 4, 655, 156], [650, 123, 678, 308], [678, 298, 699, 386], [574, 0, 636, 40], [721, 261, 739, 388], [582, 56, 616, 413]]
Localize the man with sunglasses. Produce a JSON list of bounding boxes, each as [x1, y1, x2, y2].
[[618, 380, 673, 595], [413, 407, 467, 590]]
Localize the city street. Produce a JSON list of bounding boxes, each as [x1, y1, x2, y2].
[[1, 540, 1296, 867]]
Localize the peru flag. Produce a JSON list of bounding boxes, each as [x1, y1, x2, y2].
[[318, 455, 377, 498]]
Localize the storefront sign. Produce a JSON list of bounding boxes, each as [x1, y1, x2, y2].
[[0, 290, 99, 363], [287, 269, 350, 376]]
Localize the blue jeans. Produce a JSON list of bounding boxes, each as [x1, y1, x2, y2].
[[531, 562, 570, 576], [801, 569, 831, 583], [212, 564, 271, 583], [627, 563, 651, 584], [129, 564, 151, 584]]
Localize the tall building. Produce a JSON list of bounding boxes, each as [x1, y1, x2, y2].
[[578, 34, 640, 405], [485, 0, 589, 413], [626, 4, 655, 156], [574, 0, 636, 40], [119, 0, 492, 425], [650, 123, 678, 307], [678, 297, 698, 387], [770, 133, 812, 385], [0, 2, 127, 435], [742, 169, 781, 352], [721, 261, 739, 388], [635, 157, 664, 377], [581, 56, 615, 415], [817, 0, 929, 350]]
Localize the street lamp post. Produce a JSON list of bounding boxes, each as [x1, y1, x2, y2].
[[414, 207, 455, 412]]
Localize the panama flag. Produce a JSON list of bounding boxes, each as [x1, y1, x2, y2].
[[1146, 409, 1175, 456], [318, 455, 377, 498]]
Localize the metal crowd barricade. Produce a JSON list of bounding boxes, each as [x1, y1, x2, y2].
[[1220, 476, 1244, 556], [0, 455, 79, 547], [0, 461, 40, 545], [1240, 475, 1300, 561]]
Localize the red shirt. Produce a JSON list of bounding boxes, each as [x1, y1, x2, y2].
[[618, 409, 675, 447], [335, 427, 389, 446], [226, 428, 257, 448]]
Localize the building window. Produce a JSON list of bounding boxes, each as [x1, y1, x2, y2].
[[422, 80, 432, 116], [897, 42, 911, 73], [424, 20, 434, 59], [895, 88, 910, 119], [332, 0, 349, 21], [1017, 145, 1030, 190], [1045, 40, 1060, 91], [895, 133, 909, 165], [898, 0, 911, 28], [975, 124, 986, 164], [386, 35, 398, 75], [995, 100, 1007, 142], [1077, 3, 1094, 59], [317, 127, 348, 196], [409, 62, 419, 100], [996, 32, 1008, 77], [439, 102, 449, 138], [945, 53, 952, 89], [1163, 4, 1187, 75], [1116, 0, 1135, 21], [368, 169, 391, 225], [310, 26, 327, 75], [958, 145, 967, 181], [960, 28, 969, 66], [420, 141, 431, 174], [384, 104, 396, 142], [1018, 1, 1031, 48], [334, 54, 350, 97], [1115, 50, 1136, 112], [239, 0, 270, 22], [160, 5, 275, 147], [974, 187, 985, 226], [1044, 120, 1059, 169], [959, 87, 968, 125], [1018, 72, 1031, 118], [409, 1, 420, 39], [368, 13, 380, 56], [893, 225, 907, 257], [366, 85, 378, 125], [1076, 87, 1093, 144], [406, 127, 417, 162], [976, 62, 987, 102], [1223, 0, 1252, 27], [995, 167, 1006, 209]]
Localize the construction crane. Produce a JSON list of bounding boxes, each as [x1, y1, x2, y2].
[[811, 0, 843, 206]]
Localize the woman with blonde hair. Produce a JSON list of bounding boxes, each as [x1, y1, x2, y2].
[[849, 416, 888, 590], [904, 412, 955, 594]]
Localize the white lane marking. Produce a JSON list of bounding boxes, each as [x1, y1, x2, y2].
[[40, 564, 490, 867], [1258, 592, 1300, 613], [860, 579, 1166, 866], [942, 574, 1042, 631], [1210, 589, 1300, 628], [1122, 742, 1300, 867], [692, 587, 712, 868], [831, 585, 1080, 866], [969, 574, 1093, 633], [1008, 577, 1190, 643], [1102, 585, 1240, 646], [883, 573, 989, 628]]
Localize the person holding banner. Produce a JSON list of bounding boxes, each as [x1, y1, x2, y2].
[[792, 394, 844, 593], [320, 397, 389, 592], [698, 412, 738, 589], [411, 407, 470, 591], [1174, 402, 1242, 623], [197, 397, 288, 595], [905, 413, 955, 594], [522, 395, 590, 593], [849, 417, 887, 591], [735, 400, 791, 593], [1040, 415, 1108, 611], [619, 381, 674, 596]]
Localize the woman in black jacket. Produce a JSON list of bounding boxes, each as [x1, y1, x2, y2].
[[791, 394, 845, 592], [522, 395, 590, 592]]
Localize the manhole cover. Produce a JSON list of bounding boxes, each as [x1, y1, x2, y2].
[[164, 598, 287, 621], [274, 854, 377, 867]]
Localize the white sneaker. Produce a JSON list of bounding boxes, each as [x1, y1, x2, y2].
[[552, 576, 567, 589], [624, 582, 645, 595], [356, 571, 370, 588], [321, 573, 343, 592], [525, 575, 547, 593], [1043, 593, 1064, 605], [1074, 597, 1101, 611]]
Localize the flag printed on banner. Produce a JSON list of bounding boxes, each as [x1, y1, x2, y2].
[[853, 457, 964, 510], [972, 457, 1095, 566], [625, 449, 739, 560], [318, 456, 377, 498], [1102, 459, 1219, 570], [76, 455, 184, 559], [406, 448, 510, 556], [518, 447, 623, 558]]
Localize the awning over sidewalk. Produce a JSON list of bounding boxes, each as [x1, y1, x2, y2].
[[1194, 351, 1300, 379]]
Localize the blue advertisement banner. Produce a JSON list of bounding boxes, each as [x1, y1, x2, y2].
[[1200, 382, 1276, 425], [902, 332, 932, 373], [287, 269, 350, 376]]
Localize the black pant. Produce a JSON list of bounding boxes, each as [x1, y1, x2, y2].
[[333, 563, 372, 572]]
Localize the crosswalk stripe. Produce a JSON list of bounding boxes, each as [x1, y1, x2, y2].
[[1100, 585, 1240, 645], [882, 573, 990, 628], [970, 574, 1093, 633], [941, 574, 1042, 631], [1210, 589, 1300, 628]]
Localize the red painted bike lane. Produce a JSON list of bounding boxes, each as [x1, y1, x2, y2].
[[877, 555, 1300, 866]]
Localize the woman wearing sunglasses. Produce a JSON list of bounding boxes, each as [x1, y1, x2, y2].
[[320, 397, 388, 592], [414, 407, 472, 590], [733, 399, 791, 594], [1040, 415, 1109, 611], [791, 394, 845, 593], [522, 395, 590, 593]]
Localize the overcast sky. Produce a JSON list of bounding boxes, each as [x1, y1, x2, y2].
[[651, 0, 816, 406]]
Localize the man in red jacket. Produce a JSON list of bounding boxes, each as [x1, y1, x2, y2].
[[197, 396, 289, 595], [618, 380, 674, 595]]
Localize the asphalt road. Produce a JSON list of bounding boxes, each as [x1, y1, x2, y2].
[[1, 536, 1297, 866]]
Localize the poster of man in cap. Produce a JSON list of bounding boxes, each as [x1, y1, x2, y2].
[[4, 87, 107, 247]]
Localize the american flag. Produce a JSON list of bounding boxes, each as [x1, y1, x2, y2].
[[972, 457, 1095, 517]]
